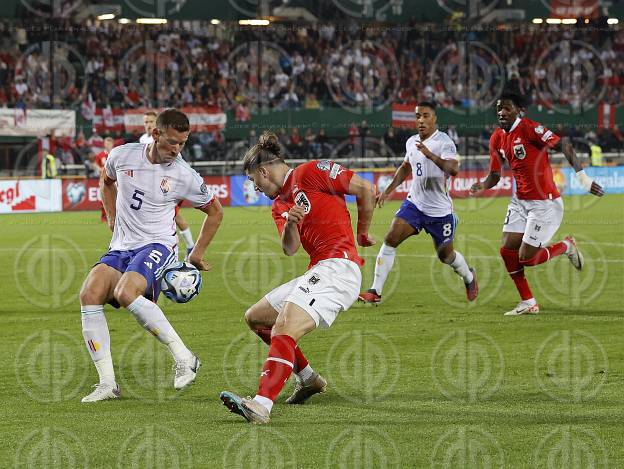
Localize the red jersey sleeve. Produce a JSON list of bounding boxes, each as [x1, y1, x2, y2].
[[524, 120, 560, 149], [271, 199, 291, 235], [306, 160, 354, 195], [488, 132, 503, 173]]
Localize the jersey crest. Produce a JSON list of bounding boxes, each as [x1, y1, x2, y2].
[[160, 177, 171, 194], [513, 144, 526, 160], [316, 160, 331, 171], [294, 191, 311, 213]]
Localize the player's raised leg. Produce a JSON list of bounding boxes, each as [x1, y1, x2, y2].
[[435, 240, 478, 301], [500, 231, 540, 316], [221, 302, 317, 424], [114, 244, 199, 390], [359, 215, 415, 304], [79, 263, 122, 402], [245, 296, 326, 404]]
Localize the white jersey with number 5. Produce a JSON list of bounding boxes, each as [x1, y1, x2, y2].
[[404, 129, 458, 217], [104, 143, 214, 251]]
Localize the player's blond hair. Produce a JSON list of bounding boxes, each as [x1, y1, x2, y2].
[[243, 131, 285, 172]]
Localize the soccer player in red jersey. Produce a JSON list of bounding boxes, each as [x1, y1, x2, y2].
[[471, 92, 604, 316], [220, 132, 376, 424]]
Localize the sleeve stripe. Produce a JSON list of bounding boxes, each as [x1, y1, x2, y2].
[[542, 130, 553, 142]]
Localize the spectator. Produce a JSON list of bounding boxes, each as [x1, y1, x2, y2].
[[84, 152, 100, 178]]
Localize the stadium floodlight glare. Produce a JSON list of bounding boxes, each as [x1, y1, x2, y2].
[[136, 18, 168, 24], [607, 18, 619, 25], [118, 18, 132, 24], [532, 18, 543, 24], [211, 19, 221, 25], [546, 18, 562, 24], [97, 13, 115, 20], [239, 19, 270, 26], [562, 18, 577, 24]]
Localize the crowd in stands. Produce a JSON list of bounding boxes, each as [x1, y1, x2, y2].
[[0, 19, 622, 113]]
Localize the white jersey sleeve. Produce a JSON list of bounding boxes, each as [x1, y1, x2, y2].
[[104, 147, 122, 180], [440, 139, 459, 161]]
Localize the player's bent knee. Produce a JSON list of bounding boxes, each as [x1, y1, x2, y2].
[[113, 283, 140, 308]]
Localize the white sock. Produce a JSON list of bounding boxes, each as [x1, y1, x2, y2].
[[563, 239, 572, 254], [253, 395, 274, 413], [523, 298, 537, 306], [81, 305, 115, 385], [296, 364, 315, 383], [179, 227, 194, 249], [449, 251, 473, 284], [126, 296, 193, 362], [371, 243, 396, 295]]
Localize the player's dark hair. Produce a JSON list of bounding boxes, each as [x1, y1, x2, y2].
[[144, 110, 157, 117], [156, 109, 190, 132], [243, 131, 285, 172], [416, 101, 437, 112], [498, 91, 525, 108]]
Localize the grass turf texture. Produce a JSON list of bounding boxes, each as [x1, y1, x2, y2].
[[1, 195, 622, 468]]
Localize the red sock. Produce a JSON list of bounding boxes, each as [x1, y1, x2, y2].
[[254, 328, 309, 373], [519, 242, 568, 267], [257, 334, 296, 402], [500, 247, 534, 301]]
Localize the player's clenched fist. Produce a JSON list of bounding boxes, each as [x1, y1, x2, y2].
[[375, 190, 389, 208], [286, 205, 306, 225], [357, 232, 376, 247]]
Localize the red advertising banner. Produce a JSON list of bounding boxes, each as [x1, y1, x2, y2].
[[373, 170, 513, 200], [124, 107, 226, 133], [63, 175, 232, 211]]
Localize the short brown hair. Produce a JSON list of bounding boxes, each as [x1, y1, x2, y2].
[[144, 111, 157, 117], [243, 131, 284, 172], [156, 109, 190, 132]]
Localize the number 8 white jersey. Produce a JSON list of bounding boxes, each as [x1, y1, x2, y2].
[[404, 130, 458, 217], [104, 143, 214, 251]]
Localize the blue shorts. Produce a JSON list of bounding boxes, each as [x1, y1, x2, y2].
[[98, 243, 176, 307], [395, 200, 457, 246]]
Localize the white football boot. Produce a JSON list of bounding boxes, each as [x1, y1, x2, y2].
[[81, 382, 121, 403], [174, 355, 201, 390], [564, 236, 584, 271], [504, 300, 540, 316]]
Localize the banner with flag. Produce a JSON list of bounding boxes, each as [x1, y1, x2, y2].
[[597, 102, 615, 129], [123, 106, 227, 133], [550, 0, 599, 18], [81, 93, 96, 121], [391, 103, 416, 128], [0, 108, 75, 137], [93, 107, 125, 133]]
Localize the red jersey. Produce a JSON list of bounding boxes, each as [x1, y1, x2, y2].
[[489, 117, 561, 200], [271, 160, 363, 269], [95, 151, 108, 169]]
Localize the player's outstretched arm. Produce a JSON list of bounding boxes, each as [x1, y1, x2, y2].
[[188, 199, 223, 271], [282, 205, 304, 256], [377, 161, 411, 208], [470, 171, 501, 195], [348, 173, 376, 247], [100, 171, 117, 231], [557, 137, 605, 197]]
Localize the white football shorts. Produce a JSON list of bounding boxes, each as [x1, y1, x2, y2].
[[502, 195, 564, 247], [265, 258, 361, 328]]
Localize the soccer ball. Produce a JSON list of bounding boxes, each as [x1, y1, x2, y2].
[[160, 262, 202, 303]]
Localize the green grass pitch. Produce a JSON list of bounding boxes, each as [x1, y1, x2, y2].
[[1, 195, 622, 468]]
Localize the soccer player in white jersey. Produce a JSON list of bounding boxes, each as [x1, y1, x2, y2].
[[140, 110, 196, 258], [359, 102, 478, 304], [79, 109, 223, 402]]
